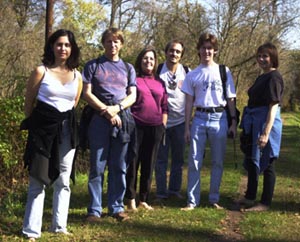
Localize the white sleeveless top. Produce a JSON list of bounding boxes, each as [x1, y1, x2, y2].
[[37, 66, 79, 112]]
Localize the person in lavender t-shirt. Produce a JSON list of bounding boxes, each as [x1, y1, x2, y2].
[[82, 28, 137, 222], [125, 46, 168, 211]]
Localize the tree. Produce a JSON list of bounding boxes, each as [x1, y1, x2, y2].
[[0, 0, 45, 98], [57, 0, 107, 63], [98, 0, 136, 28], [205, 0, 300, 108], [46, 0, 55, 42]]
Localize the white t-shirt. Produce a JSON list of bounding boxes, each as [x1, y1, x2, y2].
[[37, 67, 79, 112], [159, 63, 188, 128], [181, 63, 236, 108]]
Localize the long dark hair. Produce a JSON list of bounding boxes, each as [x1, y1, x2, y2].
[[42, 29, 80, 69], [135, 46, 158, 77]]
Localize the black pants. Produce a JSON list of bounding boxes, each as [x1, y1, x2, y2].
[[126, 124, 165, 202], [245, 160, 276, 206]]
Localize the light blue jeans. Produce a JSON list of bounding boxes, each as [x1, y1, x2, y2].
[[155, 122, 185, 198], [87, 114, 128, 216], [22, 121, 75, 238], [186, 110, 227, 207]]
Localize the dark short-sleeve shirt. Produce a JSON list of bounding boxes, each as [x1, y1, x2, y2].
[[248, 70, 284, 107], [82, 55, 136, 104]]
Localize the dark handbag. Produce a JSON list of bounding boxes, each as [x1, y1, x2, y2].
[[79, 104, 94, 151], [219, 64, 240, 128]]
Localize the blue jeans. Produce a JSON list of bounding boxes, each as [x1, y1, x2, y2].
[[87, 114, 128, 216], [22, 120, 75, 238], [155, 122, 185, 198], [186, 111, 227, 206]]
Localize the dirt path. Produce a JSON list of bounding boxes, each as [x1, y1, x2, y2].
[[212, 176, 248, 242]]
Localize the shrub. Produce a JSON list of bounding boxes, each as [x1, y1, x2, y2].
[[0, 96, 26, 184]]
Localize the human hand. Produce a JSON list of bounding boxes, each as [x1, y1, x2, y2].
[[184, 129, 191, 144], [257, 133, 269, 149], [101, 105, 119, 119], [228, 124, 237, 139], [110, 114, 122, 128]]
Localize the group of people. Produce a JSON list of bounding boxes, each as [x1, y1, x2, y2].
[[21, 27, 284, 241]]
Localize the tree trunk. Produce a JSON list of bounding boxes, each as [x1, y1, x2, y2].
[[46, 0, 55, 42]]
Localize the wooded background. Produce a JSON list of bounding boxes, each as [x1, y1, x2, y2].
[[0, 0, 300, 183]]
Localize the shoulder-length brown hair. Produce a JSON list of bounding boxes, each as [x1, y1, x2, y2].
[[135, 46, 158, 77], [256, 42, 279, 68]]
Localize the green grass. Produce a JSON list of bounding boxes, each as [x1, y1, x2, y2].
[[1, 112, 299, 241]]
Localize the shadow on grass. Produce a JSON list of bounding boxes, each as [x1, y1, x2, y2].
[[66, 211, 296, 242], [273, 125, 300, 179], [66, 212, 223, 242]]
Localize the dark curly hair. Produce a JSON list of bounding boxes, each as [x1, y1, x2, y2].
[[42, 29, 80, 69]]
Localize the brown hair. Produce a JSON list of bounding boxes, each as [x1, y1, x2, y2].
[[256, 42, 279, 68], [164, 39, 185, 57], [135, 46, 158, 77], [101, 27, 124, 45], [196, 32, 218, 51]]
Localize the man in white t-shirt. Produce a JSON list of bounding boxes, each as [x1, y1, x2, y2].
[[155, 40, 189, 200], [181, 33, 237, 210]]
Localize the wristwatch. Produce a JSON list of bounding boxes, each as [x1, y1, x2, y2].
[[118, 103, 124, 112]]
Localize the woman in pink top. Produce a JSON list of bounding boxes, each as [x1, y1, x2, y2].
[[126, 46, 168, 210]]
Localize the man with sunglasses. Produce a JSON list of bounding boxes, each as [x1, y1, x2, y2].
[[155, 40, 190, 201]]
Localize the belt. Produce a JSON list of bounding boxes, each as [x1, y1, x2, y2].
[[196, 107, 225, 113]]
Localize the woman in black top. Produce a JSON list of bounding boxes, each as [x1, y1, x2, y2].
[[238, 43, 284, 211]]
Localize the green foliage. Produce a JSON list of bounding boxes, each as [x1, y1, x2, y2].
[[0, 112, 300, 241], [57, 0, 107, 63], [0, 96, 25, 169]]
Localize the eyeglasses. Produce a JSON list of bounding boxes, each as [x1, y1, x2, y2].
[[168, 74, 177, 90]]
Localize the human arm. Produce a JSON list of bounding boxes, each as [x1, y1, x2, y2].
[[81, 82, 123, 127], [74, 71, 83, 108], [257, 102, 279, 149], [82, 82, 109, 112], [102, 85, 137, 118], [226, 97, 237, 138], [24, 66, 45, 118], [184, 94, 194, 144], [161, 84, 168, 127], [162, 113, 168, 127]]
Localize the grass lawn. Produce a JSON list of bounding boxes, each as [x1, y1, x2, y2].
[[0, 112, 299, 242]]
